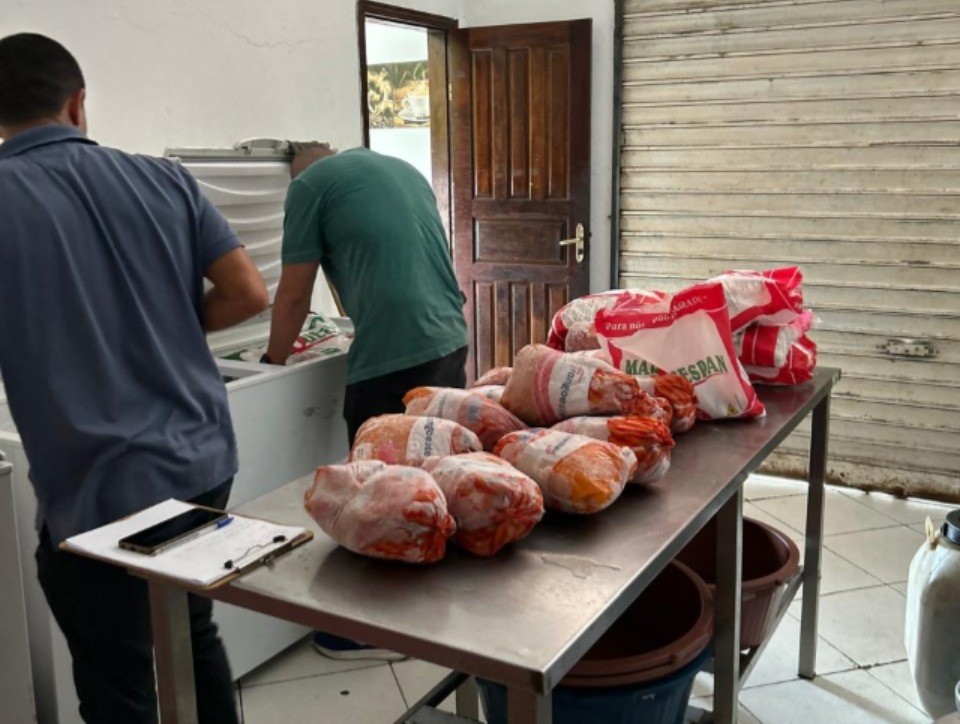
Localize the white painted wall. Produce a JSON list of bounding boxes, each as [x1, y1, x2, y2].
[[4, 0, 463, 154], [461, 0, 616, 293]]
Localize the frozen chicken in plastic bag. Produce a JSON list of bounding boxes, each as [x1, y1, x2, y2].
[[470, 385, 505, 404], [553, 416, 674, 484], [304, 461, 456, 563], [634, 374, 697, 434], [500, 344, 671, 427], [546, 290, 662, 351], [421, 453, 544, 556], [707, 267, 804, 332], [472, 367, 513, 387], [494, 429, 637, 514], [403, 387, 526, 452], [564, 322, 601, 352], [350, 414, 482, 466]]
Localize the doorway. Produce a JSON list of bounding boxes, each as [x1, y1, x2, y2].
[[358, 2, 457, 240]]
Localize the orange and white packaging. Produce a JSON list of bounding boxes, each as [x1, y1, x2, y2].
[[707, 267, 804, 332], [403, 387, 526, 452], [470, 385, 505, 404], [634, 374, 698, 434], [494, 429, 638, 514], [472, 367, 513, 387], [595, 282, 765, 421], [350, 414, 482, 465], [421, 453, 544, 556], [552, 416, 675, 484], [304, 461, 456, 564], [500, 344, 672, 427]]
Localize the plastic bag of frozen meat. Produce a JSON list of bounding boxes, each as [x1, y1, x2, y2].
[[595, 282, 765, 421], [500, 344, 672, 427], [707, 267, 804, 333], [633, 374, 698, 434], [547, 290, 665, 351], [304, 461, 456, 563], [421, 453, 544, 556], [553, 416, 675, 484], [471, 367, 513, 387], [350, 414, 482, 465], [403, 387, 526, 452], [564, 322, 601, 352], [742, 335, 817, 386], [494, 429, 637, 514], [470, 385, 505, 404]]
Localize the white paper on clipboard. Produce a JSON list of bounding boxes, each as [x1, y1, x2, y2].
[[63, 499, 307, 587]]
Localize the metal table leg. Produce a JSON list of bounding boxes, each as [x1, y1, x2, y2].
[[714, 486, 743, 724], [456, 676, 480, 720], [507, 687, 552, 724], [149, 581, 198, 724], [800, 393, 830, 679]]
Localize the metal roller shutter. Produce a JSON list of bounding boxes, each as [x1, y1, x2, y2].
[[617, 0, 960, 500]]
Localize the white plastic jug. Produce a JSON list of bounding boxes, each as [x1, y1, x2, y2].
[[906, 509, 960, 719]]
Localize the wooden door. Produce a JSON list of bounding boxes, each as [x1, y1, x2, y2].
[[450, 20, 592, 381]]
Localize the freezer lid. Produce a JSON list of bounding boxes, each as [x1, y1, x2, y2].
[[164, 138, 341, 357]]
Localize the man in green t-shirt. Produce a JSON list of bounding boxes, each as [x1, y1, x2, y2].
[[265, 144, 468, 444]]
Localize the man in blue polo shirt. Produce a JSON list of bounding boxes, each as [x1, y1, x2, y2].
[[0, 34, 268, 723]]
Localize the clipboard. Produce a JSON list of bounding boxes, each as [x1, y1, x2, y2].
[[61, 500, 313, 592]]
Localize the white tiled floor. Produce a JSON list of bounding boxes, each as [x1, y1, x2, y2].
[[235, 474, 954, 723]]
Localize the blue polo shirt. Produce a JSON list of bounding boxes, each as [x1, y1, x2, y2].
[[0, 125, 240, 544]]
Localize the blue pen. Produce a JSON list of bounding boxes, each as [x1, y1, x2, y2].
[[155, 515, 234, 555]]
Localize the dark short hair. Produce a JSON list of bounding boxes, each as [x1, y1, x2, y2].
[[0, 34, 85, 125]]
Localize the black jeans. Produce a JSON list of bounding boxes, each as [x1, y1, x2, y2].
[[343, 345, 468, 446], [36, 481, 239, 724]]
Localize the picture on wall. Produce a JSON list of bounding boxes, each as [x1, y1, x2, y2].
[[367, 60, 430, 129]]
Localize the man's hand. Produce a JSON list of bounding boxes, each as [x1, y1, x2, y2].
[[265, 262, 321, 364], [289, 141, 337, 179], [204, 248, 269, 332]]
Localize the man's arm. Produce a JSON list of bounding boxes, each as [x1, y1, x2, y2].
[[265, 262, 321, 364], [204, 248, 270, 332]]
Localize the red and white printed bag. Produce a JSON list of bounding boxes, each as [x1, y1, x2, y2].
[[707, 267, 804, 332], [595, 282, 765, 420]]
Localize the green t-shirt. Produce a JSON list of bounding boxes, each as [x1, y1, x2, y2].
[[282, 148, 468, 384]]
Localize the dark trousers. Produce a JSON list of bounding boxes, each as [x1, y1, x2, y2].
[[36, 481, 239, 724], [343, 345, 468, 445]]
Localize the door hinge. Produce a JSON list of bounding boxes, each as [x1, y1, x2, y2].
[[448, 82, 453, 102], [878, 338, 938, 359]]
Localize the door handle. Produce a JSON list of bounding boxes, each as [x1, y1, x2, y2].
[[559, 223, 586, 264]]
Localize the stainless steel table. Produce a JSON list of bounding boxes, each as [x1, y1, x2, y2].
[[144, 367, 839, 724]]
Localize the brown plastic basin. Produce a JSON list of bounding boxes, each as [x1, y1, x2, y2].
[[562, 560, 714, 688], [674, 516, 800, 650]]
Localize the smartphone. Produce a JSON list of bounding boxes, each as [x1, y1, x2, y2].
[[119, 508, 227, 555]]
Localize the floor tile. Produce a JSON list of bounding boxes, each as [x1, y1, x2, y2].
[[824, 526, 925, 584], [753, 490, 898, 537], [240, 637, 388, 688], [693, 615, 856, 699], [866, 661, 926, 715], [241, 665, 406, 723], [840, 489, 953, 526], [797, 536, 885, 595], [740, 669, 929, 723], [892, 582, 910, 596], [744, 501, 799, 536], [745, 475, 809, 501], [687, 695, 761, 723], [392, 659, 456, 713], [792, 587, 909, 666]]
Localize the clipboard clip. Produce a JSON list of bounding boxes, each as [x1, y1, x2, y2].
[[223, 534, 288, 571]]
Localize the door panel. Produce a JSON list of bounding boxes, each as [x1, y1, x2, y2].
[[451, 20, 592, 381]]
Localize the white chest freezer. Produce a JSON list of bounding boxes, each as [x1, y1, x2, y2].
[[0, 138, 350, 724]]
